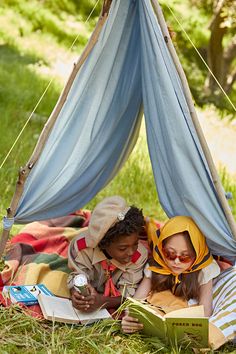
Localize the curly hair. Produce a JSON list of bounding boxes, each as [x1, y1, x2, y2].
[[98, 206, 145, 250]]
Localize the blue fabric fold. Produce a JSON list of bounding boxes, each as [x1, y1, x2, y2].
[[11, 0, 235, 259]]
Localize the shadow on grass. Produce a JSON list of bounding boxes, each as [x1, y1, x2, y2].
[[0, 43, 46, 66]]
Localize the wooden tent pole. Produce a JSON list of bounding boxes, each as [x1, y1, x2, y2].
[[151, 0, 236, 239], [0, 2, 112, 258]]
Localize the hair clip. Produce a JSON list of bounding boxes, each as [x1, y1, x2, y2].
[[117, 212, 126, 221]]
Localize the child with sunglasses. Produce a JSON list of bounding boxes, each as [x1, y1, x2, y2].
[[122, 215, 221, 332]]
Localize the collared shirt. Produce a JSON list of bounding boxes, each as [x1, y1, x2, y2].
[[67, 230, 148, 297]]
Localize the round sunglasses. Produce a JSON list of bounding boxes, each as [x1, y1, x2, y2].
[[162, 248, 194, 263]]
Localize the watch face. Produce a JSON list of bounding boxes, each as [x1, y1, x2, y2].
[[74, 274, 88, 287]]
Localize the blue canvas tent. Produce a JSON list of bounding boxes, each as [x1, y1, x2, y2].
[[1, 0, 236, 261]]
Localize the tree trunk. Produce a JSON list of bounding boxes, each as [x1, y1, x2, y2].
[[222, 35, 236, 93], [204, 0, 227, 95]]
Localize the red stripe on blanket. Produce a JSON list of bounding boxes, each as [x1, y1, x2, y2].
[[10, 233, 69, 258], [11, 233, 38, 244], [0, 275, 4, 287]]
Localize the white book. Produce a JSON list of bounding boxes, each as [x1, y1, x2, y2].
[[38, 293, 112, 325]]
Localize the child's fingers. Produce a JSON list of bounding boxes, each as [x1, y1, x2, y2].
[[123, 315, 139, 322], [122, 327, 139, 333], [71, 298, 90, 311], [72, 291, 86, 300], [121, 315, 143, 333], [121, 322, 143, 333]]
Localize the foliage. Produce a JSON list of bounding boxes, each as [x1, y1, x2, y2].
[[1, 0, 101, 18], [2, 0, 235, 116], [0, 2, 90, 48], [160, 0, 236, 117]]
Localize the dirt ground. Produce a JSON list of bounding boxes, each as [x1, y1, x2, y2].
[[198, 108, 236, 178]]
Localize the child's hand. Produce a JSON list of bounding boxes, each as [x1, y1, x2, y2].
[[121, 313, 143, 333], [80, 285, 105, 312], [71, 285, 102, 312], [71, 287, 92, 311]]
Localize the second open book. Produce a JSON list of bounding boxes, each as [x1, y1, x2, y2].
[[127, 297, 209, 347], [38, 293, 112, 325]]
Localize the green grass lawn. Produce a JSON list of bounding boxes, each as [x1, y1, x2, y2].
[[0, 2, 235, 353]]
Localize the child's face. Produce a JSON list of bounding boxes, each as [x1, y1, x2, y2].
[[105, 233, 139, 264], [162, 233, 195, 274]]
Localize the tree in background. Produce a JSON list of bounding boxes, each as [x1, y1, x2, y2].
[[190, 0, 236, 99]]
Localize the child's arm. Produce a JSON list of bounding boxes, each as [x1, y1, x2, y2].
[[133, 276, 152, 299], [198, 279, 213, 317]]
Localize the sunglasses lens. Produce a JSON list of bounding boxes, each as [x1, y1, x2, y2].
[[163, 249, 192, 263], [179, 255, 192, 263]]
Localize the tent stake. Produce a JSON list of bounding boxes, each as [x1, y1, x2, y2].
[[151, 0, 236, 239], [0, 2, 112, 258]]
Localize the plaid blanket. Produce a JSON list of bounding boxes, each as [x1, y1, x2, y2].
[[0, 213, 235, 348], [0, 213, 161, 298], [0, 211, 91, 299]]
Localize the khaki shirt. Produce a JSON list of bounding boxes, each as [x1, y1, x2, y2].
[[68, 229, 148, 297]]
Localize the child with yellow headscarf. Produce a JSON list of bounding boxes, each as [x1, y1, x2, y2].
[[122, 216, 236, 348], [122, 216, 220, 327]]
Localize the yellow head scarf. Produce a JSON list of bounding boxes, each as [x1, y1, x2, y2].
[[149, 216, 213, 283]]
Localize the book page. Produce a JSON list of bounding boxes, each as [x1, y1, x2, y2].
[[164, 305, 205, 318], [38, 294, 112, 324], [38, 294, 79, 322], [75, 308, 112, 324]]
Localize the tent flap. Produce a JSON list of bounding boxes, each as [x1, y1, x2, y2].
[[10, 0, 235, 259]]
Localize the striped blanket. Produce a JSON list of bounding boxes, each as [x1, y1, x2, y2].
[[210, 266, 236, 347]]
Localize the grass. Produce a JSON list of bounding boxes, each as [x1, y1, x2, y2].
[[0, 304, 235, 353], [0, 2, 236, 353]]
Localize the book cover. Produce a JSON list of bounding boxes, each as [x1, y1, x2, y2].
[[38, 293, 112, 325], [127, 298, 209, 348], [3, 284, 54, 305]]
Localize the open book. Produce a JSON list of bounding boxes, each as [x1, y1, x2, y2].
[[38, 293, 112, 325], [127, 297, 209, 348]]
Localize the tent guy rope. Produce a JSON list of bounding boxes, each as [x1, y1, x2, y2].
[[151, 0, 236, 239], [0, 0, 101, 171], [0, 0, 111, 258], [165, 3, 236, 113]]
